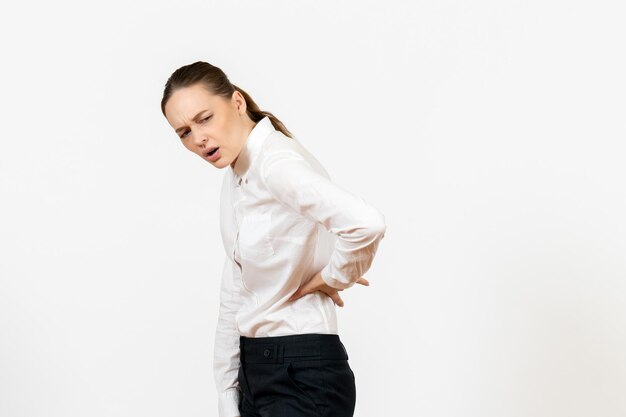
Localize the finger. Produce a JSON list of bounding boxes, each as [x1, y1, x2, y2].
[[330, 292, 344, 307], [288, 289, 304, 303], [289, 284, 314, 302], [289, 275, 321, 302], [356, 277, 370, 286]]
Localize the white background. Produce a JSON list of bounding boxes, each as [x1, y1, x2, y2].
[[1, 1, 625, 416]]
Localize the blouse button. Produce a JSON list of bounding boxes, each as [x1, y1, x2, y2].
[[263, 348, 271, 358]]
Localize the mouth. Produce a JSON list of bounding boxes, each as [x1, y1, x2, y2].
[[204, 146, 221, 161]]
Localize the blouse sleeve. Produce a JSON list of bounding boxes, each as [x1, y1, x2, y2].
[[260, 149, 386, 290], [213, 255, 243, 417]]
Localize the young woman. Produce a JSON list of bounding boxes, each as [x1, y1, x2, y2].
[[160, 61, 386, 417]]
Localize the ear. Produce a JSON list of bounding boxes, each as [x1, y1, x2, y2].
[[232, 90, 247, 115]]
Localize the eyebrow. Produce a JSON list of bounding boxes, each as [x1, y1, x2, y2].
[[174, 110, 209, 134]]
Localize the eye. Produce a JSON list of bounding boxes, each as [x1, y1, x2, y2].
[[179, 115, 211, 139]]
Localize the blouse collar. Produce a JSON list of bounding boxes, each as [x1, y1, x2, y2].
[[231, 116, 276, 185]]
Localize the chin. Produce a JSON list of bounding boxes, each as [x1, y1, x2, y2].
[[212, 159, 229, 169]]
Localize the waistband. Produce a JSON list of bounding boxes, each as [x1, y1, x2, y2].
[[239, 333, 348, 364]]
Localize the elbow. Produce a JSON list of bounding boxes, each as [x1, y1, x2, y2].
[[362, 207, 387, 241], [372, 216, 387, 241], [335, 206, 387, 243]]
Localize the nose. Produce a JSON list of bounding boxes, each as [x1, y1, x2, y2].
[[194, 131, 208, 148]]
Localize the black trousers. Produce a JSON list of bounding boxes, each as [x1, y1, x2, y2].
[[237, 333, 356, 417]]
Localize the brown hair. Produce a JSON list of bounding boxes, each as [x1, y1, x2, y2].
[[160, 61, 294, 139]]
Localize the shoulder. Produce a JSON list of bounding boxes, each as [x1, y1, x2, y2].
[[258, 131, 330, 179], [263, 130, 306, 157]]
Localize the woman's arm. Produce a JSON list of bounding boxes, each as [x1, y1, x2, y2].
[[213, 256, 243, 417], [260, 149, 387, 291]]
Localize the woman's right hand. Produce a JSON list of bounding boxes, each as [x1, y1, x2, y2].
[[287, 271, 370, 307]]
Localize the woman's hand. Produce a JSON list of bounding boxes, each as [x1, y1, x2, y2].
[[287, 271, 370, 307]]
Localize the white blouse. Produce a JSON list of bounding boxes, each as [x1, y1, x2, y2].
[[213, 116, 387, 417]]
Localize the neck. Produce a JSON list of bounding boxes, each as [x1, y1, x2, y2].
[[230, 116, 257, 169]]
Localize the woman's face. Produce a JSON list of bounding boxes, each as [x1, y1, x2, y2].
[[164, 83, 255, 169]]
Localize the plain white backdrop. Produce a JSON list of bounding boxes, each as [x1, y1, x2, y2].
[[1, 0, 625, 416]]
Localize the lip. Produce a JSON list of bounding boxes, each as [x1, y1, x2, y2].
[[204, 146, 221, 162]]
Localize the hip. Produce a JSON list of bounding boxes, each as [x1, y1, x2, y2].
[[237, 333, 356, 417]]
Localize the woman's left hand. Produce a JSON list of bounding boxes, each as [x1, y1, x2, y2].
[[287, 271, 370, 307]]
